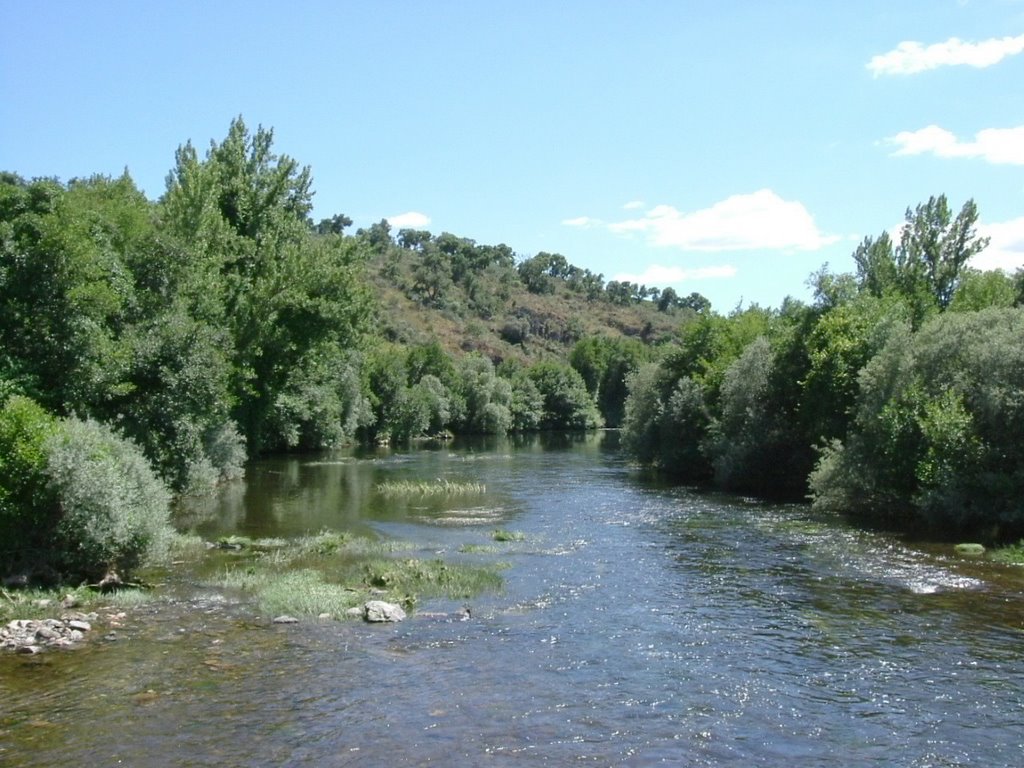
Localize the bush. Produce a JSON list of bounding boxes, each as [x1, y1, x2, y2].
[[0, 396, 60, 572], [456, 355, 513, 434], [45, 417, 172, 580], [622, 364, 712, 480], [2, 399, 172, 581], [810, 308, 1024, 539], [527, 361, 602, 431]]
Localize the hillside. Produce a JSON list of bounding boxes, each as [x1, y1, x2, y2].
[[360, 227, 691, 365]]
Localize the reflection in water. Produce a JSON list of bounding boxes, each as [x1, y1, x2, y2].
[[3, 433, 1024, 766]]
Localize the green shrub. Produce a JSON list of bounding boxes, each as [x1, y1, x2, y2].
[[527, 361, 602, 431], [45, 417, 172, 580], [810, 308, 1024, 538], [0, 396, 60, 571]]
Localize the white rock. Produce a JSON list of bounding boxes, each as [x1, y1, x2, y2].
[[363, 600, 406, 623]]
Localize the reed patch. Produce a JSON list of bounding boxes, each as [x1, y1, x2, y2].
[[376, 479, 486, 497], [207, 531, 503, 619]]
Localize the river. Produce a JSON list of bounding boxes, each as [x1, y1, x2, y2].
[[2, 432, 1023, 766]]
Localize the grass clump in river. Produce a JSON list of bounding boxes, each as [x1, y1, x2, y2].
[[376, 479, 486, 497], [459, 543, 501, 554], [208, 531, 503, 619], [219, 568, 365, 617], [492, 529, 526, 542]]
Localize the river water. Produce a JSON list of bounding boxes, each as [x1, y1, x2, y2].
[[2, 433, 1023, 766]]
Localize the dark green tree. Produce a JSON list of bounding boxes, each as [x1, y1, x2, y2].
[[315, 213, 353, 235], [527, 362, 602, 431], [162, 119, 372, 451]]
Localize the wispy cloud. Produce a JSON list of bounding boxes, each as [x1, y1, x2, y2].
[[868, 33, 1024, 76], [386, 211, 431, 228], [613, 264, 738, 286], [622, 200, 645, 210], [972, 217, 1024, 271], [562, 215, 602, 228], [885, 124, 1024, 165], [604, 190, 838, 252]]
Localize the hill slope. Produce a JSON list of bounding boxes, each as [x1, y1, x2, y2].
[[361, 232, 689, 365]]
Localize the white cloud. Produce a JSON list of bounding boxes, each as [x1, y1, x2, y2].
[[613, 264, 738, 286], [606, 189, 839, 252], [562, 215, 601, 228], [622, 200, 645, 210], [386, 211, 431, 228], [971, 217, 1024, 271], [885, 124, 1024, 164], [868, 34, 1024, 76]]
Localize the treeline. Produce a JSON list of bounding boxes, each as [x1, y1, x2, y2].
[[3, 118, 1022, 583], [0, 119, 610, 580], [620, 195, 1024, 541]]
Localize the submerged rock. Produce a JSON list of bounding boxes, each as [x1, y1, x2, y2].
[[363, 600, 406, 623]]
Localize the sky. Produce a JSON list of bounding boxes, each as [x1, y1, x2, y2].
[[2, 1, 1023, 311]]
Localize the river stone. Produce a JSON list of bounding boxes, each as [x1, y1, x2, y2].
[[363, 600, 406, 623], [35, 626, 61, 641], [272, 615, 300, 624]]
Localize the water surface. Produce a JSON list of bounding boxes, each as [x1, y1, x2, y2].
[[2, 433, 1023, 766]]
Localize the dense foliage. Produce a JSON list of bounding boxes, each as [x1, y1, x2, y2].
[[1, 119, 641, 580], [2, 117, 1021, 584], [619, 195, 1024, 540]]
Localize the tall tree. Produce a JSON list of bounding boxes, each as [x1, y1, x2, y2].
[[896, 195, 988, 312], [161, 118, 372, 451]]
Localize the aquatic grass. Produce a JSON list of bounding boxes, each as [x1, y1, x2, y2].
[[458, 543, 501, 554], [492, 529, 526, 542], [164, 532, 208, 560], [376, 479, 486, 497], [254, 570, 367, 618], [100, 588, 154, 608], [358, 557, 504, 600], [206, 531, 503, 619]]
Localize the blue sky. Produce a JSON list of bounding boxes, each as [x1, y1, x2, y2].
[[2, 1, 1023, 311]]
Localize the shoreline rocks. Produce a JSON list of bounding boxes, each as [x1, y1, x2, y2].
[[2, 613, 96, 654]]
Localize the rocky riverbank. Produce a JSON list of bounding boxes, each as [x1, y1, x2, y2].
[[2, 613, 98, 654]]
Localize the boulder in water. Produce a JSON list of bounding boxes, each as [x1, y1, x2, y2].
[[363, 600, 406, 623]]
